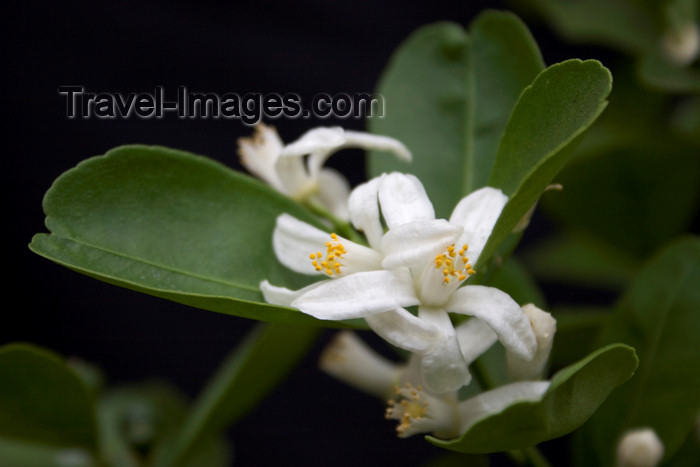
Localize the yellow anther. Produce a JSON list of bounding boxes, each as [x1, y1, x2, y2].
[[310, 233, 347, 276], [434, 243, 475, 285]]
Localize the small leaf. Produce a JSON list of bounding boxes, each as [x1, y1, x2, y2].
[[575, 237, 700, 464], [368, 11, 544, 218], [29, 145, 336, 326], [479, 59, 612, 269], [428, 343, 638, 453], [0, 344, 97, 452], [158, 323, 319, 467]]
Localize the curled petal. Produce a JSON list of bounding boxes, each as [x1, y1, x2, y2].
[[292, 269, 419, 320], [365, 307, 442, 354], [417, 307, 471, 393], [449, 187, 507, 266], [381, 219, 463, 269], [259, 280, 323, 307], [378, 173, 435, 229], [447, 285, 537, 361], [455, 318, 498, 366], [342, 130, 412, 161], [280, 127, 346, 158], [348, 176, 384, 250], [458, 381, 550, 433], [506, 304, 557, 381]]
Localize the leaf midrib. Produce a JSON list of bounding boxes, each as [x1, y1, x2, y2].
[[35, 233, 260, 294]]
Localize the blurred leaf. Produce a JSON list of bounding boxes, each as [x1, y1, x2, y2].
[[0, 438, 95, 467], [517, 0, 657, 54], [638, 51, 700, 93], [0, 344, 97, 453], [368, 11, 544, 218], [428, 343, 638, 453], [522, 233, 640, 289], [575, 237, 700, 464], [98, 381, 230, 467], [480, 59, 612, 269], [487, 255, 546, 308], [29, 145, 339, 326], [550, 307, 611, 371], [541, 146, 700, 258], [158, 323, 319, 467]]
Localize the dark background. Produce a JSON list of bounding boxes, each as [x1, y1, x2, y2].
[[5, 1, 594, 465]]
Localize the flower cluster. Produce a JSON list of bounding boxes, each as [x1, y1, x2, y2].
[[251, 126, 557, 439]]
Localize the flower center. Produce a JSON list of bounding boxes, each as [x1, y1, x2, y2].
[[385, 383, 429, 437], [434, 243, 475, 284], [309, 233, 346, 276]]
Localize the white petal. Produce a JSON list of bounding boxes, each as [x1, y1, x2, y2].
[[237, 124, 285, 191], [274, 155, 314, 199], [312, 168, 351, 221], [458, 381, 550, 433], [319, 331, 402, 399], [343, 130, 412, 162], [272, 214, 380, 276], [365, 307, 442, 354], [280, 126, 345, 157], [259, 280, 324, 307], [378, 173, 435, 228], [449, 187, 508, 265], [455, 317, 498, 366], [447, 286, 537, 361], [381, 219, 463, 269], [292, 269, 419, 320], [417, 307, 471, 393], [348, 176, 384, 250], [506, 304, 557, 381]]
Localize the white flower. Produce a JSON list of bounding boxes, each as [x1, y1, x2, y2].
[[261, 172, 536, 393], [237, 124, 411, 219], [616, 428, 665, 467], [320, 311, 553, 439]]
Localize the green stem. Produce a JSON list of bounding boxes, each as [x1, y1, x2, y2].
[[305, 200, 365, 244]]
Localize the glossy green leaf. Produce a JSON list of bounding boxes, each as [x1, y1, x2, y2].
[[575, 237, 700, 465], [159, 323, 319, 467], [428, 343, 638, 453], [0, 344, 97, 453], [29, 145, 334, 326], [368, 11, 544, 218], [479, 59, 612, 269]]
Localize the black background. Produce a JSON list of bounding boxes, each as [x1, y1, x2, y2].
[[5, 1, 594, 465]]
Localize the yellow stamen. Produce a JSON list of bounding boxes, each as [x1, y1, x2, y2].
[[310, 233, 347, 277], [434, 243, 474, 285]]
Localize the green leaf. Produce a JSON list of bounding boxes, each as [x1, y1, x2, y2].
[[158, 323, 319, 467], [0, 344, 97, 453], [0, 438, 95, 467], [575, 237, 700, 464], [29, 145, 335, 326], [428, 343, 638, 453], [479, 59, 612, 269], [368, 11, 544, 218]]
